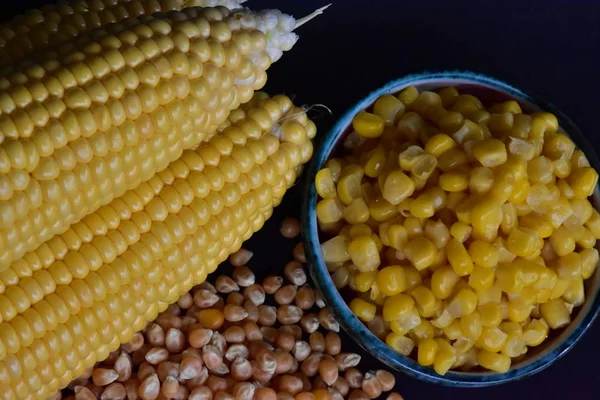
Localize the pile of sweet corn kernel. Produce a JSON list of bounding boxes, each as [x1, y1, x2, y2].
[[314, 85, 600, 375]]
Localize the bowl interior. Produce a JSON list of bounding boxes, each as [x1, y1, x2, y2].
[[302, 71, 600, 386]]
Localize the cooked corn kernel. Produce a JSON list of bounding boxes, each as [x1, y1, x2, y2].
[[411, 285, 438, 318], [382, 170, 415, 205], [352, 111, 385, 138], [472, 139, 507, 168], [540, 298, 571, 329], [450, 221, 472, 242], [337, 174, 362, 205], [386, 332, 415, 356], [448, 289, 478, 318], [477, 350, 511, 373], [316, 198, 343, 224], [418, 338, 439, 366], [431, 266, 460, 300], [471, 199, 503, 241], [507, 227, 540, 258], [347, 235, 381, 272], [568, 167, 599, 199], [479, 302, 503, 327], [404, 237, 437, 271], [377, 266, 407, 296], [468, 265, 495, 292], [374, 95, 406, 124], [468, 240, 499, 269], [315, 168, 337, 199], [383, 294, 415, 322], [349, 298, 377, 322]]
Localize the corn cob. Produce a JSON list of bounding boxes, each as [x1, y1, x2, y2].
[[0, 0, 248, 66], [0, 6, 309, 271], [0, 92, 315, 400]]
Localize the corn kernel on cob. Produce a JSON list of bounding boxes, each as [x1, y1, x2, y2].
[[0, 6, 307, 271], [0, 92, 315, 400], [0, 0, 248, 66]]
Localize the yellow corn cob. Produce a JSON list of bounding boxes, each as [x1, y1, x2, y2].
[[0, 6, 308, 271], [0, 93, 315, 400], [0, 0, 248, 66]]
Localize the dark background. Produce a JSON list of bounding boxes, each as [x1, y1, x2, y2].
[[4, 0, 600, 398]]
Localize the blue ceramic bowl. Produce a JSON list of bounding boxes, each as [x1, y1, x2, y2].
[[301, 71, 600, 387]]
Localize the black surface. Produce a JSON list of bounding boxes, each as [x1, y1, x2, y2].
[[4, 1, 600, 399]]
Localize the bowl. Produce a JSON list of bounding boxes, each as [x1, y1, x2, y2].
[[301, 70, 600, 387]]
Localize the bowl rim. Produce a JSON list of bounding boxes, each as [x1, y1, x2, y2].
[[301, 70, 600, 387]]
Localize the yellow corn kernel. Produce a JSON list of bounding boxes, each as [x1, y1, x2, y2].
[[377, 266, 408, 296], [493, 237, 517, 263], [471, 199, 503, 241], [411, 285, 438, 318], [352, 111, 385, 138], [404, 237, 437, 271], [404, 266, 423, 290], [450, 221, 472, 243], [507, 137, 536, 161], [337, 174, 362, 205], [398, 145, 425, 171], [424, 220, 450, 249], [362, 146, 387, 178], [467, 240, 499, 269], [398, 86, 419, 105], [509, 179, 531, 204], [498, 204, 517, 236], [392, 306, 422, 333], [507, 300, 533, 323], [386, 332, 415, 356], [550, 279, 571, 300], [437, 111, 465, 134], [321, 235, 350, 263], [403, 217, 423, 238], [417, 338, 439, 366], [553, 252, 582, 281], [370, 282, 387, 305], [397, 112, 425, 141], [571, 149, 591, 169], [440, 319, 462, 341], [476, 327, 509, 353], [382, 224, 407, 251], [369, 197, 398, 222], [540, 298, 571, 329], [581, 248, 599, 279], [347, 235, 380, 272], [340, 164, 365, 182], [349, 223, 373, 239], [571, 198, 594, 224], [438, 171, 468, 193], [343, 198, 370, 224], [519, 214, 553, 239], [408, 193, 436, 219], [479, 302, 502, 327], [325, 159, 344, 182], [452, 120, 485, 145], [504, 155, 528, 181], [468, 265, 495, 292], [460, 311, 483, 340], [354, 271, 377, 293], [315, 168, 337, 199], [553, 158, 572, 179], [548, 196, 573, 229], [373, 94, 406, 124], [526, 156, 554, 185], [436, 149, 468, 174], [349, 298, 377, 322], [444, 238, 473, 276], [383, 293, 415, 322], [568, 167, 599, 199], [487, 112, 514, 133], [476, 350, 511, 373], [543, 132, 575, 159], [381, 170, 415, 205], [447, 289, 478, 319], [454, 195, 478, 225], [433, 339, 457, 375], [431, 266, 460, 300], [523, 319, 549, 346], [411, 320, 436, 341], [562, 278, 585, 307], [424, 133, 456, 158], [316, 198, 343, 224], [507, 227, 540, 258], [496, 264, 526, 294], [549, 226, 576, 257], [471, 139, 507, 168], [489, 100, 521, 114], [489, 170, 516, 204], [585, 209, 600, 238], [411, 154, 437, 181]]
